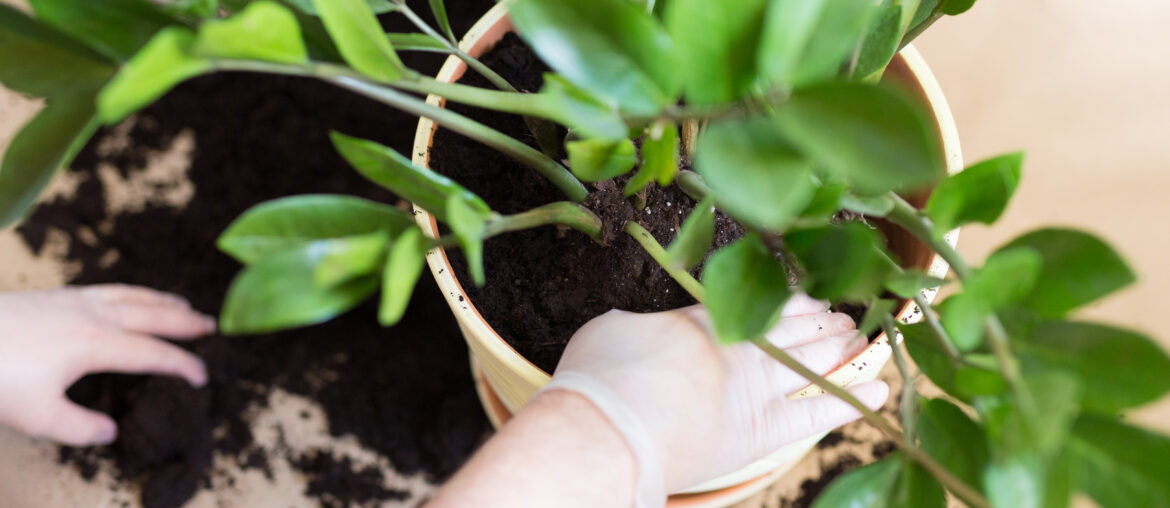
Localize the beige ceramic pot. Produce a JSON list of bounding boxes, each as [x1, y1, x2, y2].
[[411, 3, 962, 505]]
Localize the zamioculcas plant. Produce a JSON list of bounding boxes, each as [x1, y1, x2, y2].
[[2, 0, 1168, 506]]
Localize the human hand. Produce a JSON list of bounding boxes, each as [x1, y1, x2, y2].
[[545, 294, 889, 501], [0, 285, 215, 446]]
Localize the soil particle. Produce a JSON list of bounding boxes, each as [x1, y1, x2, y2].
[[292, 451, 409, 508]]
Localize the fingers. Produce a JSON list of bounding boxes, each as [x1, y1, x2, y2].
[[780, 293, 831, 317], [99, 301, 217, 339], [763, 312, 856, 349], [80, 284, 191, 309], [781, 331, 869, 379], [758, 381, 890, 453], [31, 399, 117, 447], [84, 330, 207, 387]]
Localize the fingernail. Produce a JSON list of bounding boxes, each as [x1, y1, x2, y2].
[[190, 362, 209, 388]]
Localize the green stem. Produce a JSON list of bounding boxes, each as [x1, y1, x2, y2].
[[433, 202, 603, 248], [912, 293, 965, 366], [883, 317, 918, 442], [676, 170, 711, 201], [900, 11, 944, 51], [391, 76, 557, 119], [623, 222, 707, 301]]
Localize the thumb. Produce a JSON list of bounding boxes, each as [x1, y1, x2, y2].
[[32, 398, 118, 447], [756, 381, 890, 455]]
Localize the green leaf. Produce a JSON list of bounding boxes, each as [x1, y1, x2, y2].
[[890, 458, 947, 508], [379, 227, 429, 326], [702, 234, 792, 343], [917, 398, 989, 488], [954, 366, 1008, 398], [858, 298, 896, 336], [218, 194, 414, 264], [1015, 321, 1170, 414], [798, 182, 846, 225], [811, 454, 901, 508], [220, 241, 380, 334], [695, 117, 815, 231], [758, 0, 874, 87], [979, 372, 1080, 462], [1067, 415, 1170, 508], [942, 247, 1042, 350], [29, 0, 177, 61], [926, 152, 1023, 233], [311, 0, 404, 81], [97, 27, 211, 124], [566, 138, 637, 182], [313, 230, 389, 288], [998, 228, 1135, 318], [428, 0, 454, 41], [385, 32, 449, 52], [446, 195, 489, 286], [853, 1, 901, 79], [665, 0, 767, 105], [329, 132, 489, 222], [884, 269, 947, 298], [841, 193, 895, 216], [984, 456, 1047, 508], [786, 223, 891, 301], [0, 5, 114, 97], [667, 197, 715, 270], [901, 321, 962, 399], [509, 0, 679, 116], [625, 120, 678, 196], [910, 0, 939, 27], [166, 0, 218, 18], [193, 1, 308, 64], [776, 82, 942, 195], [939, 0, 977, 16], [0, 95, 99, 228], [284, 0, 396, 16], [539, 74, 628, 141]]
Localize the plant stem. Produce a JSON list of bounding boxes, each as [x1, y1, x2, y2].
[[486, 202, 602, 242], [623, 222, 707, 301], [900, 11, 944, 51], [676, 170, 711, 201], [883, 318, 918, 442], [390, 76, 557, 118], [912, 292, 965, 366]]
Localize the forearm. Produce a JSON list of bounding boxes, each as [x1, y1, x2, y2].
[[428, 390, 637, 507]]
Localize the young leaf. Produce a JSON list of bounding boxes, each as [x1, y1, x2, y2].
[[329, 132, 490, 222], [428, 0, 455, 41], [758, 0, 874, 87], [566, 138, 638, 182], [446, 195, 490, 286], [917, 398, 989, 489], [0, 95, 99, 228], [539, 74, 628, 141], [283, 0, 396, 16], [884, 269, 947, 298], [939, 0, 977, 16], [509, 0, 679, 116], [858, 298, 896, 336], [380, 227, 430, 326], [218, 194, 414, 264], [311, 0, 404, 81], [1067, 415, 1170, 508], [220, 241, 380, 334], [695, 118, 815, 231], [97, 27, 211, 124], [810, 454, 901, 508], [385, 32, 449, 52], [926, 152, 1024, 233], [852, 1, 902, 79], [1015, 320, 1170, 414], [313, 230, 390, 288], [29, 0, 177, 61], [941, 247, 1042, 351], [775, 82, 942, 195], [702, 234, 792, 344], [665, 0, 767, 105], [667, 197, 715, 270], [785, 223, 891, 301], [193, 1, 308, 64], [625, 120, 679, 195], [997, 228, 1135, 318], [0, 5, 114, 97]]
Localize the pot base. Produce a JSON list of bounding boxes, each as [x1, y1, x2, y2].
[[470, 358, 800, 508]]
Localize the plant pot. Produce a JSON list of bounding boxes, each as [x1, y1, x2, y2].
[[411, 3, 962, 503]]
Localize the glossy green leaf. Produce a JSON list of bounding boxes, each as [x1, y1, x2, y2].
[[313, 230, 389, 288], [884, 269, 947, 299], [220, 241, 380, 334], [385, 32, 449, 52], [311, 0, 403, 81], [329, 132, 489, 222], [939, 0, 977, 15], [917, 398, 989, 488], [97, 27, 210, 124], [979, 372, 1080, 462], [910, 0, 939, 28], [858, 298, 896, 336], [446, 195, 489, 286], [901, 321, 962, 400], [1015, 320, 1170, 414], [665, 0, 767, 105], [786, 223, 891, 301], [540, 74, 628, 141], [667, 197, 715, 270], [890, 458, 946, 508], [509, 0, 678, 117], [30, 0, 176, 61], [811, 454, 901, 508], [776, 82, 942, 195], [0, 95, 99, 228], [853, 1, 901, 79], [926, 152, 1023, 233], [428, 0, 454, 41], [984, 456, 1046, 508], [954, 366, 1008, 398], [284, 0, 396, 16], [695, 118, 815, 231], [193, 1, 307, 63], [758, 0, 874, 87], [798, 182, 846, 225], [1067, 415, 1170, 508], [218, 194, 413, 264], [702, 234, 792, 344], [942, 247, 1042, 350], [624, 120, 679, 196], [379, 227, 430, 326], [567, 138, 637, 182], [841, 193, 895, 216], [998, 228, 1135, 318], [0, 5, 114, 97]]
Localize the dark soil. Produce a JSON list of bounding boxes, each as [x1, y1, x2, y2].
[[16, 4, 498, 507], [429, 34, 746, 373], [292, 451, 409, 508]]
